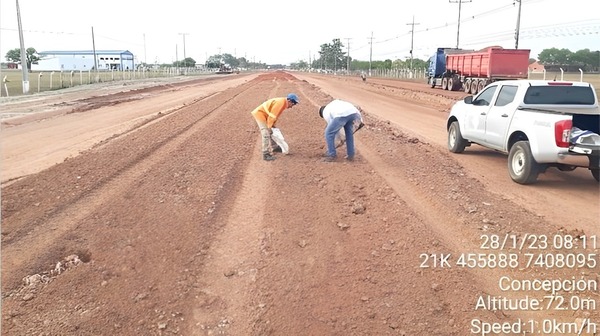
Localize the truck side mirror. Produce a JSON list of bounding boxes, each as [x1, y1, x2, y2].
[[464, 96, 473, 104]]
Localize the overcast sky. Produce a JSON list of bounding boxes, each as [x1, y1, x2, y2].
[[1, 0, 598, 65]]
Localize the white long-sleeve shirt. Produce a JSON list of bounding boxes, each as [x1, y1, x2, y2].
[[322, 99, 362, 124]]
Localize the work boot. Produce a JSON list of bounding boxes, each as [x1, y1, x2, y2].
[[263, 153, 276, 161]]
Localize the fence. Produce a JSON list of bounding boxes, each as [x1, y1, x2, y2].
[[0, 67, 214, 97], [305, 67, 600, 89]]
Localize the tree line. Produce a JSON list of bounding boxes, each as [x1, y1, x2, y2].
[[4, 45, 599, 71], [289, 39, 600, 72]]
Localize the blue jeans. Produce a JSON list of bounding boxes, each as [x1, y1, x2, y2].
[[325, 113, 360, 158]]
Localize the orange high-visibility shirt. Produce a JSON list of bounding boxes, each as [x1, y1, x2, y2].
[[251, 97, 289, 128]]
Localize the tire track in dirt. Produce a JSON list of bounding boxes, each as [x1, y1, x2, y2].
[[185, 83, 278, 335], [1, 76, 277, 335], [181, 75, 502, 335], [3, 72, 597, 335], [1, 80, 258, 293], [357, 142, 555, 326], [185, 78, 313, 335], [0, 75, 257, 183], [356, 114, 597, 331]]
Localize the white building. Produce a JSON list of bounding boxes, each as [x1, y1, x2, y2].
[[32, 50, 135, 71]]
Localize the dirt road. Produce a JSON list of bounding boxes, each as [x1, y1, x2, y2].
[[2, 71, 599, 335]]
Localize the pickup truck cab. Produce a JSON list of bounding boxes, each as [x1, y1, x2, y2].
[[446, 80, 600, 184]]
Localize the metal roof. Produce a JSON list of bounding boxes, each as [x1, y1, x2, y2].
[[39, 50, 133, 55]]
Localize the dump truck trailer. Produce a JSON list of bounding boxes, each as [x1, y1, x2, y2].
[[428, 47, 530, 94]]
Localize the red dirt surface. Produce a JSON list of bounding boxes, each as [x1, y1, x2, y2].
[[2, 71, 599, 335]]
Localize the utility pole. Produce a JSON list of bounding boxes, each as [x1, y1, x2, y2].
[[143, 33, 147, 64], [179, 33, 188, 66], [514, 0, 522, 49], [91, 27, 98, 81], [406, 16, 420, 71], [344, 37, 352, 72], [449, 0, 472, 49], [368, 32, 375, 76], [16, 0, 29, 94]]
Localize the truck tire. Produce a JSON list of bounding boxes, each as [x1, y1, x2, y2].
[[592, 170, 600, 182], [452, 75, 462, 91], [477, 80, 485, 93], [448, 77, 455, 91], [464, 79, 472, 93], [470, 80, 479, 94], [508, 141, 540, 184], [448, 121, 468, 153], [442, 77, 449, 90]]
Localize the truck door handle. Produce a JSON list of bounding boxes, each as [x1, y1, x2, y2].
[[501, 114, 509, 118]]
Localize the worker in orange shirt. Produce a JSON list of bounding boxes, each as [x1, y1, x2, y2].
[[251, 93, 299, 161]]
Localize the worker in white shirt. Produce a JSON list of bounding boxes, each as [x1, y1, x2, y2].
[[318, 99, 364, 162]]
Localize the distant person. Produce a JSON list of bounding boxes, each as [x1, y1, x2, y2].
[[318, 99, 364, 162], [361, 72, 367, 82], [251, 93, 299, 161]]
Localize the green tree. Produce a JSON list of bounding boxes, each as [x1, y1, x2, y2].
[[5, 47, 40, 71], [538, 48, 600, 70], [205, 53, 240, 69], [571, 49, 597, 70], [538, 48, 572, 65], [315, 39, 348, 71], [173, 57, 196, 67], [290, 60, 308, 70]]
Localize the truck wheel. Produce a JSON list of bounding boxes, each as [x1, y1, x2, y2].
[[592, 170, 600, 182], [442, 77, 449, 90], [448, 121, 467, 153], [464, 79, 472, 93], [470, 80, 479, 94], [452, 75, 462, 91], [508, 141, 540, 184], [477, 80, 485, 92]]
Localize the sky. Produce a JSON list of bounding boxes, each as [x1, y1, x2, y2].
[[0, 0, 598, 66]]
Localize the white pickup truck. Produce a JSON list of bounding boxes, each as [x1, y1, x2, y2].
[[446, 80, 600, 184]]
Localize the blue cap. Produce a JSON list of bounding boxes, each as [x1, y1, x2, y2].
[[287, 93, 299, 104]]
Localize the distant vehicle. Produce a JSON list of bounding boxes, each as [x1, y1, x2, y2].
[[216, 64, 234, 74], [447, 80, 600, 184], [428, 47, 530, 95]]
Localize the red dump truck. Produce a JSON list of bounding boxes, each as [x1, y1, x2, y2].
[[428, 47, 530, 94]]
